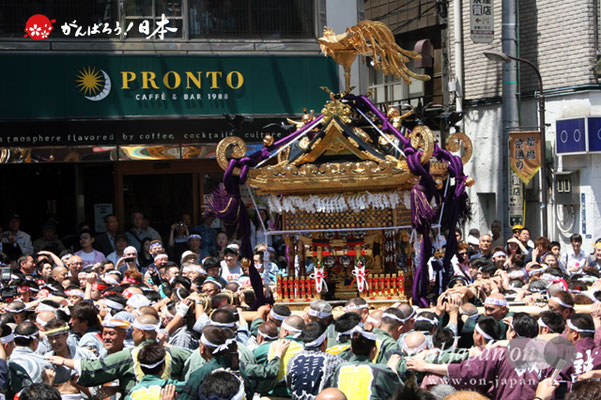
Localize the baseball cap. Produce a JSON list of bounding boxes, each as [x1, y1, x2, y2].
[[467, 235, 480, 246], [224, 243, 239, 254], [180, 250, 199, 264]]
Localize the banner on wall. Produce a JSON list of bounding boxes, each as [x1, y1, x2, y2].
[[509, 131, 541, 185]]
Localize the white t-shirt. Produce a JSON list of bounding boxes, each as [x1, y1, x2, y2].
[[220, 260, 242, 282], [563, 247, 587, 272]]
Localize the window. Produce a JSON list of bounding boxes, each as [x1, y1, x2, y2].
[[368, 59, 426, 108], [0, 0, 315, 40], [124, 0, 183, 39], [0, 0, 118, 38], [188, 0, 315, 39]]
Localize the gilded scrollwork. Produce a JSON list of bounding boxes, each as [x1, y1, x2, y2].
[[216, 136, 247, 175], [408, 125, 435, 165], [277, 146, 291, 165], [445, 132, 473, 164]]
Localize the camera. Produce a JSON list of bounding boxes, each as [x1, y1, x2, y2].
[[124, 257, 135, 263], [1, 266, 16, 300], [1, 267, 11, 282], [177, 222, 184, 228], [1, 286, 17, 301], [149, 269, 162, 286]]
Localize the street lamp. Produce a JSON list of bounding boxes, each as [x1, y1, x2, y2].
[[483, 50, 548, 238]]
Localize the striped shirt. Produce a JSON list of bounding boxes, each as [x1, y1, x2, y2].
[[8, 346, 54, 394]]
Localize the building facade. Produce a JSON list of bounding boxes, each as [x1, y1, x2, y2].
[[366, 0, 601, 249], [448, 0, 601, 248], [0, 0, 363, 238]]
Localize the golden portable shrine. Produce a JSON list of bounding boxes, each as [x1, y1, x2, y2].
[[212, 21, 474, 307]]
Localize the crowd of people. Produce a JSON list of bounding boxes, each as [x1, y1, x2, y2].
[[2, 210, 601, 400]]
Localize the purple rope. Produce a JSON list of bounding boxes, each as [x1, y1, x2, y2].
[[346, 94, 470, 306]]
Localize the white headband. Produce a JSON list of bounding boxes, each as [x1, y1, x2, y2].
[[184, 265, 204, 273], [0, 333, 13, 344], [104, 276, 120, 286], [464, 313, 480, 321], [132, 320, 160, 332], [6, 306, 27, 313], [36, 304, 56, 312], [382, 312, 413, 323], [304, 331, 327, 348], [127, 294, 151, 309], [281, 322, 302, 336], [550, 297, 573, 309], [344, 304, 369, 311], [492, 251, 507, 258], [337, 322, 364, 340], [401, 338, 428, 356], [308, 309, 331, 319], [269, 310, 287, 322], [139, 358, 165, 369], [475, 323, 493, 341], [415, 316, 439, 325], [366, 315, 380, 325], [484, 298, 508, 307], [258, 330, 278, 341], [14, 333, 39, 340], [205, 279, 223, 289], [210, 321, 237, 328], [567, 320, 596, 334], [230, 378, 245, 400], [36, 316, 48, 327], [200, 334, 236, 354], [538, 318, 550, 330], [102, 319, 130, 329], [528, 267, 546, 276], [66, 289, 85, 298], [104, 299, 125, 311], [346, 325, 377, 341], [401, 308, 417, 322]]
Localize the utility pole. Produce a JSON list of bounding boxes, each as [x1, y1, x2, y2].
[[501, 0, 519, 240]]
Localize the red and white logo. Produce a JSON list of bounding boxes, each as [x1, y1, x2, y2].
[[24, 14, 55, 40]]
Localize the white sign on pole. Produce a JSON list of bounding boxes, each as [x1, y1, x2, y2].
[[508, 171, 523, 227], [470, 0, 494, 43]]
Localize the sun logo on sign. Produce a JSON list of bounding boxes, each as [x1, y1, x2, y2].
[[76, 66, 112, 101]]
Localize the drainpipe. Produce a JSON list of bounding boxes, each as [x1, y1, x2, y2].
[[453, 0, 464, 130]]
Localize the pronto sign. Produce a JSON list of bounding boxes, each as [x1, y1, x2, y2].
[[0, 54, 338, 119]]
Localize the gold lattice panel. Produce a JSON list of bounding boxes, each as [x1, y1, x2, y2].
[[394, 206, 411, 226], [283, 206, 411, 230]]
